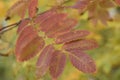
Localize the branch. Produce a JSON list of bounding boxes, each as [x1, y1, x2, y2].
[[0, 53, 9, 57], [0, 21, 20, 34]]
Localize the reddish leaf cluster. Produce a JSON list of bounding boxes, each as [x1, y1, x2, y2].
[[6, 0, 38, 19], [15, 9, 98, 80], [6, 0, 102, 80], [72, 0, 115, 25]]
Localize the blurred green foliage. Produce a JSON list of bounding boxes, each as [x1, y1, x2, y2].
[[0, 0, 120, 80]]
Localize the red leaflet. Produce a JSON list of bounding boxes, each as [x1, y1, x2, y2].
[[46, 18, 77, 38], [16, 26, 38, 50], [40, 13, 67, 32], [115, 0, 120, 5], [36, 45, 55, 78], [63, 39, 98, 51], [49, 50, 66, 79], [68, 49, 96, 73], [15, 25, 45, 61], [34, 10, 57, 25], [99, 0, 114, 8], [71, 0, 90, 13], [16, 36, 45, 62], [17, 19, 30, 33], [55, 30, 90, 44], [28, 0, 38, 18], [6, 0, 28, 19], [6, 0, 38, 19]]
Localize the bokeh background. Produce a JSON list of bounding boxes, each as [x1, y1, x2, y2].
[[0, 0, 120, 80]]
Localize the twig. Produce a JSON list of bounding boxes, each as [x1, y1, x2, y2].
[[0, 53, 9, 57], [0, 21, 20, 34]]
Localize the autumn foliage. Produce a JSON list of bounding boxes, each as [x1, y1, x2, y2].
[[3, 0, 120, 80]]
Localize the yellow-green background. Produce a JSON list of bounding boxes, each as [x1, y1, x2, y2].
[[0, 0, 120, 80]]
